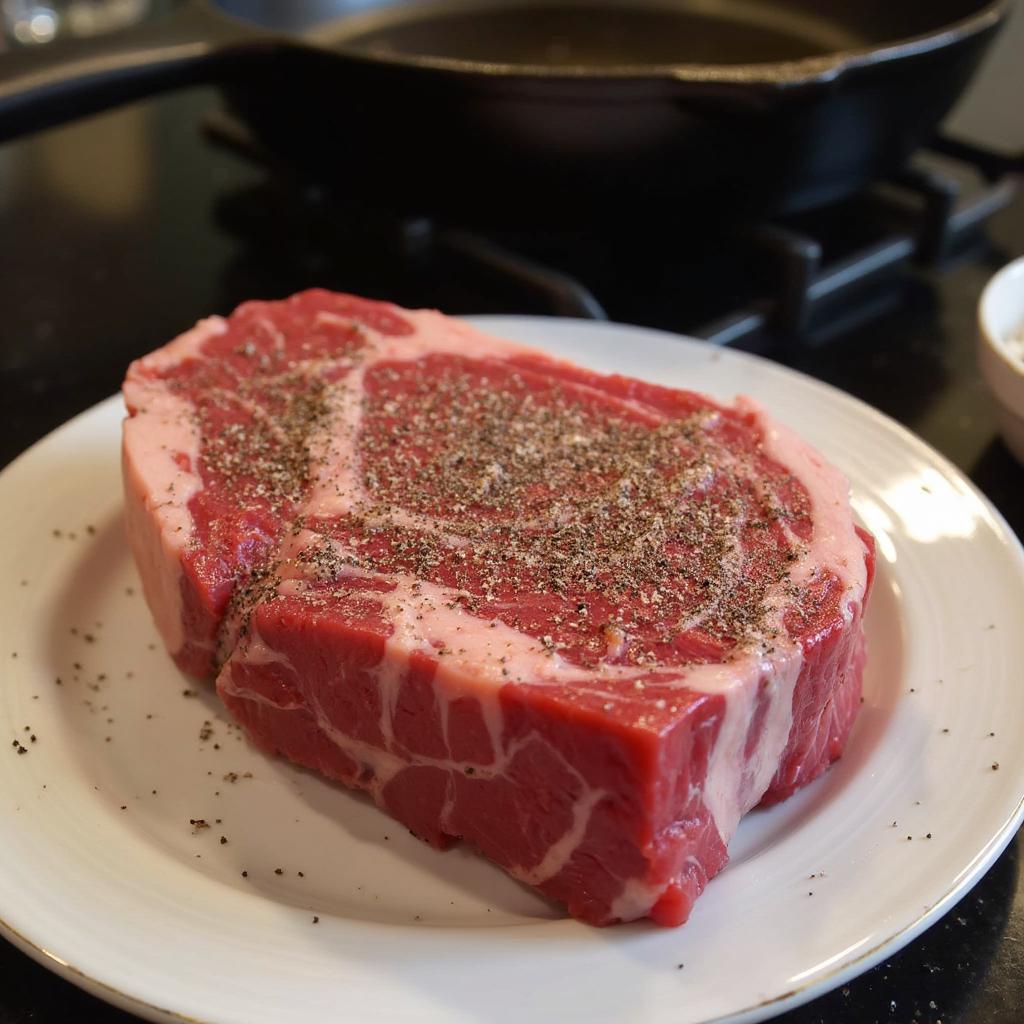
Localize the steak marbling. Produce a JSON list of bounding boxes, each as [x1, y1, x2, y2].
[[123, 290, 874, 926]]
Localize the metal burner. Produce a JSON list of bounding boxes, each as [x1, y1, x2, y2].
[[696, 140, 1020, 349]]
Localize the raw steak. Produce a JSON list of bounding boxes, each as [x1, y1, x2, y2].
[[123, 290, 874, 926]]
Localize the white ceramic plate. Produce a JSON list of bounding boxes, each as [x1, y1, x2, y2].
[[1, 317, 1023, 1024]]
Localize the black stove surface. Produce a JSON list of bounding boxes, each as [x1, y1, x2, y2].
[[1, 88, 1022, 1024]]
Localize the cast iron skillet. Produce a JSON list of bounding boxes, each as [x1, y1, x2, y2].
[[0, 0, 1010, 223]]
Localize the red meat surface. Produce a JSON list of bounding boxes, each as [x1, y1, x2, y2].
[[123, 290, 874, 926]]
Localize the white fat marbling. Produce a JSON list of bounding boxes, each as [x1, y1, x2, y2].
[[695, 648, 803, 842], [512, 785, 608, 886], [121, 317, 226, 656], [741, 397, 868, 609], [241, 627, 298, 672], [220, 665, 607, 888], [609, 877, 666, 923]]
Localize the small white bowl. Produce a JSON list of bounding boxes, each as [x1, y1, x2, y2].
[[978, 254, 1024, 465]]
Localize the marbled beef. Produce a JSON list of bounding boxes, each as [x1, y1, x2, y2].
[[122, 290, 874, 926]]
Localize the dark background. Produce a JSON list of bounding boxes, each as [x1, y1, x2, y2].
[[1, 5, 1023, 1020]]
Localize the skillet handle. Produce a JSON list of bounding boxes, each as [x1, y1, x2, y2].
[[0, 1, 269, 142]]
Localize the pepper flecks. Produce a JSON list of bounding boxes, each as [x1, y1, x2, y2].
[[292, 360, 814, 669], [161, 330, 821, 679], [195, 373, 330, 513]]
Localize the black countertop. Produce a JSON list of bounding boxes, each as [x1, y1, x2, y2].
[[0, 89, 1022, 1024]]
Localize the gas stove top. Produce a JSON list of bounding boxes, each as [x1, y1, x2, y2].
[[204, 109, 1020, 352]]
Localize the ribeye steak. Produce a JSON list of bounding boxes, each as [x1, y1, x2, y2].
[[123, 290, 874, 926]]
